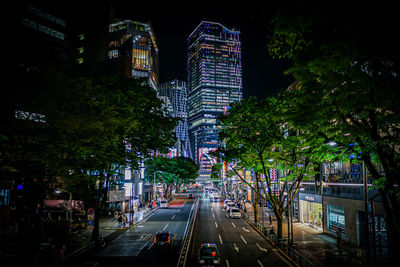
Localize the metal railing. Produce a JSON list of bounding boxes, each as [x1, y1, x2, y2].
[[176, 198, 199, 267]]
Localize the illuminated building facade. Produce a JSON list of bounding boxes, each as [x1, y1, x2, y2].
[[159, 80, 190, 158], [108, 19, 159, 90], [187, 21, 242, 178]]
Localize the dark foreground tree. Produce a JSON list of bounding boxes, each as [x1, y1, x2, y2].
[[268, 0, 400, 253]]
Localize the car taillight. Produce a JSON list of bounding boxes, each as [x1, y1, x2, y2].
[[168, 236, 171, 243], [212, 252, 216, 257], [154, 236, 156, 243]]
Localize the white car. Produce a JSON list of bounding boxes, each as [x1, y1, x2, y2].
[[223, 199, 232, 209], [229, 208, 241, 218], [226, 202, 236, 212], [160, 199, 168, 208]]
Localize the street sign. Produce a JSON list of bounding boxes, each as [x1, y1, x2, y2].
[[88, 208, 95, 214], [88, 214, 95, 220]]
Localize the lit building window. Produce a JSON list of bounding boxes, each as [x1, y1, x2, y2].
[[76, 58, 84, 64]]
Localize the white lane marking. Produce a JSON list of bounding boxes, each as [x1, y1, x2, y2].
[[177, 209, 180, 212], [215, 222, 218, 228], [226, 259, 230, 267], [212, 213, 215, 218], [137, 225, 144, 227], [231, 222, 236, 228], [172, 215, 176, 220], [233, 243, 239, 252], [240, 235, 247, 244], [148, 242, 154, 250], [242, 227, 249, 232], [257, 259, 264, 267], [219, 234, 223, 244], [163, 224, 168, 231], [256, 243, 268, 252]]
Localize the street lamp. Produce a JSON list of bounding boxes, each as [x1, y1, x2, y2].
[[55, 189, 72, 234]]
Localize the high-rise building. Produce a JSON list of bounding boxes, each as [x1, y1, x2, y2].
[[159, 80, 190, 158], [108, 19, 159, 90], [187, 21, 242, 179]]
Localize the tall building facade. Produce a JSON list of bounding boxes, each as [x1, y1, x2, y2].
[[108, 19, 159, 90], [187, 21, 242, 179], [159, 80, 190, 158]]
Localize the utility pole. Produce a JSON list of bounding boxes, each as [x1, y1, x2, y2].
[[362, 161, 370, 265]]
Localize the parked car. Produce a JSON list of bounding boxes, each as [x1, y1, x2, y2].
[[154, 231, 173, 249], [198, 243, 220, 266], [229, 208, 241, 218]]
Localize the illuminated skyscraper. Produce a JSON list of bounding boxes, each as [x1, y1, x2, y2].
[[108, 19, 159, 90], [187, 21, 242, 179], [159, 80, 190, 158]]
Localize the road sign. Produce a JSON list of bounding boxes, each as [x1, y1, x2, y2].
[[88, 208, 95, 214], [88, 214, 95, 220]]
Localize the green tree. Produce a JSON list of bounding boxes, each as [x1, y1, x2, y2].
[[145, 156, 199, 198], [268, 1, 400, 249], [217, 96, 330, 238]]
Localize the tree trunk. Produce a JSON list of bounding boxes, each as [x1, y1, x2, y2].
[[276, 213, 283, 239], [253, 200, 259, 224]]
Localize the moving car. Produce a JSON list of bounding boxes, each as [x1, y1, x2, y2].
[[226, 202, 236, 212], [223, 199, 231, 209], [229, 208, 241, 218], [198, 243, 220, 266], [154, 231, 173, 249], [160, 199, 168, 208]]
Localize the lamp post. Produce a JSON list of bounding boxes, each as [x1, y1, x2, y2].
[[55, 189, 72, 234]]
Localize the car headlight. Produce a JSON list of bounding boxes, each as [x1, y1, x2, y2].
[[199, 260, 205, 264], [213, 260, 219, 264]]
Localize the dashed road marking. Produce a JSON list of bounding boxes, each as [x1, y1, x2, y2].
[[233, 243, 239, 252], [257, 259, 264, 267], [226, 259, 230, 267], [242, 227, 249, 232], [231, 222, 236, 228], [212, 213, 215, 218], [256, 243, 268, 252], [163, 224, 168, 231], [215, 222, 218, 228], [240, 235, 247, 244], [219, 234, 223, 244], [172, 215, 176, 220]]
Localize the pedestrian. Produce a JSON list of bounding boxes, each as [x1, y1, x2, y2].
[[117, 214, 123, 228], [122, 214, 128, 227]]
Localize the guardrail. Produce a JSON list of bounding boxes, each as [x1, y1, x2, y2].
[[240, 210, 315, 267], [176, 198, 199, 267]]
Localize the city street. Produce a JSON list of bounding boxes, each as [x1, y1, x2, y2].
[[187, 197, 293, 267], [67, 200, 194, 267]]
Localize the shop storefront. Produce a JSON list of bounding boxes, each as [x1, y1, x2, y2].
[[299, 193, 323, 231], [327, 204, 345, 234]]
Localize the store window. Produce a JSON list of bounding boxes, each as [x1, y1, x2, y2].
[[327, 204, 345, 233]]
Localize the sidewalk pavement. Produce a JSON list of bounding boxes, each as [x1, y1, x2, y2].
[[243, 202, 362, 267]]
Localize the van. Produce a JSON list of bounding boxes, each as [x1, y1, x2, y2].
[[160, 199, 168, 208]]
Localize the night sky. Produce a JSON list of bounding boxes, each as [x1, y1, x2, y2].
[[112, 0, 294, 99]]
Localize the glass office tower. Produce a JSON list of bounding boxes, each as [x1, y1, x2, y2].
[[187, 21, 242, 179], [159, 80, 190, 158]]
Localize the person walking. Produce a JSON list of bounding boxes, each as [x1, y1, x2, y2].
[[122, 214, 128, 227], [117, 214, 123, 228]]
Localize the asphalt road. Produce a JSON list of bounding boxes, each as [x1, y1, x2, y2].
[[187, 196, 293, 267], [69, 200, 195, 267]]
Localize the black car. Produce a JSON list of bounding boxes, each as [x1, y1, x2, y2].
[[154, 231, 173, 250], [198, 243, 220, 266]]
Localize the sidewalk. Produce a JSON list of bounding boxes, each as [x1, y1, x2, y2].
[[243, 202, 361, 267]]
